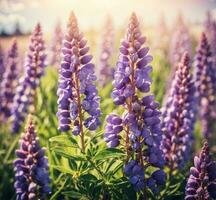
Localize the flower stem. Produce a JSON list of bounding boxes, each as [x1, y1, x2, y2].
[[74, 73, 85, 153]]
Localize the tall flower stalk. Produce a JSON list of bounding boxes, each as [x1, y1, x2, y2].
[[0, 40, 19, 120], [185, 141, 216, 200], [98, 16, 114, 87], [104, 13, 166, 196], [57, 12, 101, 153], [14, 117, 50, 200], [50, 21, 63, 66], [161, 53, 195, 172], [194, 33, 216, 141], [12, 23, 47, 133]]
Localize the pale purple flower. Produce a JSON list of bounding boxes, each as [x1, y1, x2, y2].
[[12, 23, 47, 133], [50, 21, 63, 66], [194, 33, 216, 140], [98, 17, 114, 87], [162, 52, 195, 171], [0, 40, 19, 119]]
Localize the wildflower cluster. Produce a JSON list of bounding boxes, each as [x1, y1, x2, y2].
[[104, 13, 166, 193]]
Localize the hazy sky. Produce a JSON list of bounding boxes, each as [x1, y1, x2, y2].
[[0, 0, 216, 33]]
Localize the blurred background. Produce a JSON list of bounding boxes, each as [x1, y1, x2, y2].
[[0, 0, 216, 61], [0, 0, 216, 34]]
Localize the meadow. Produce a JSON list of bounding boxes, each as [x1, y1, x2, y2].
[[0, 10, 215, 200]]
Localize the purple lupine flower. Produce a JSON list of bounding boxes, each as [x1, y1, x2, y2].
[[194, 33, 216, 140], [185, 141, 216, 200], [104, 13, 166, 194], [0, 42, 5, 83], [98, 17, 114, 87], [104, 114, 122, 147], [50, 21, 63, 66], [161, 53, 195, 171], [12, 23, 47, 133], [14, 118, 51, 200], [57, 12, 101, 151], [0, 40, 19, 119]]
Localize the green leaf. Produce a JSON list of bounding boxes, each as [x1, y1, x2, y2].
[[49, 134, 79, 148], [52, 147, 86, 161], [62, 191, 84, 199], [51, 165, 74, 175], [94, 148, 125, 161], [50, 177, 68, 200], [3, 134, 19, 164], [79, 174, 98, 183]]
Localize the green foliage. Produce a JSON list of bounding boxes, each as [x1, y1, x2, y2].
[[0, 51, 204, 199]]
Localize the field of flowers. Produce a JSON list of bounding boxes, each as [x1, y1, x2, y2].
[[1, 8, 216, 200]]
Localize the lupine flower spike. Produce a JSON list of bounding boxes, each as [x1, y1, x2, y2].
[[14, 117, 51, 200], [161, 52, 196, 172], [185, 141, 216, 200], [104, 13, 166, 194], [98, 16, 114, 87], [12, 23, 47, 133], [57, 12, 101, 152], [0, 40, 18, 120], [50, 21, 63, 66], [194, 33, 216, 140]]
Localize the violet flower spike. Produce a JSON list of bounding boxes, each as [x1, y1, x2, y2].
[[57, 12, 101, 152], [185, 141, 216, 200], [0, 40, 18, 120], [104, 13, 166, 194], [98, 17, 114, 87], [14, 118, 51, 200], [194, 33, 216, 141], [11, 23, 47, 133], [161, 52, 195, 171]]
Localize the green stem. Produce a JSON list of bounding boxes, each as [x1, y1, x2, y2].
[[87, 157, 105, 180]]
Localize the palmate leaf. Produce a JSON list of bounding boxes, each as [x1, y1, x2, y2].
[[62, 190, 85, 199], [50, 176, 69, 200], [93, 148, 125, 161], [51, 165, 74, 175], [79, 174, 98, 182], [49, 134, 79, 148], [52, 146, 86, 161]]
